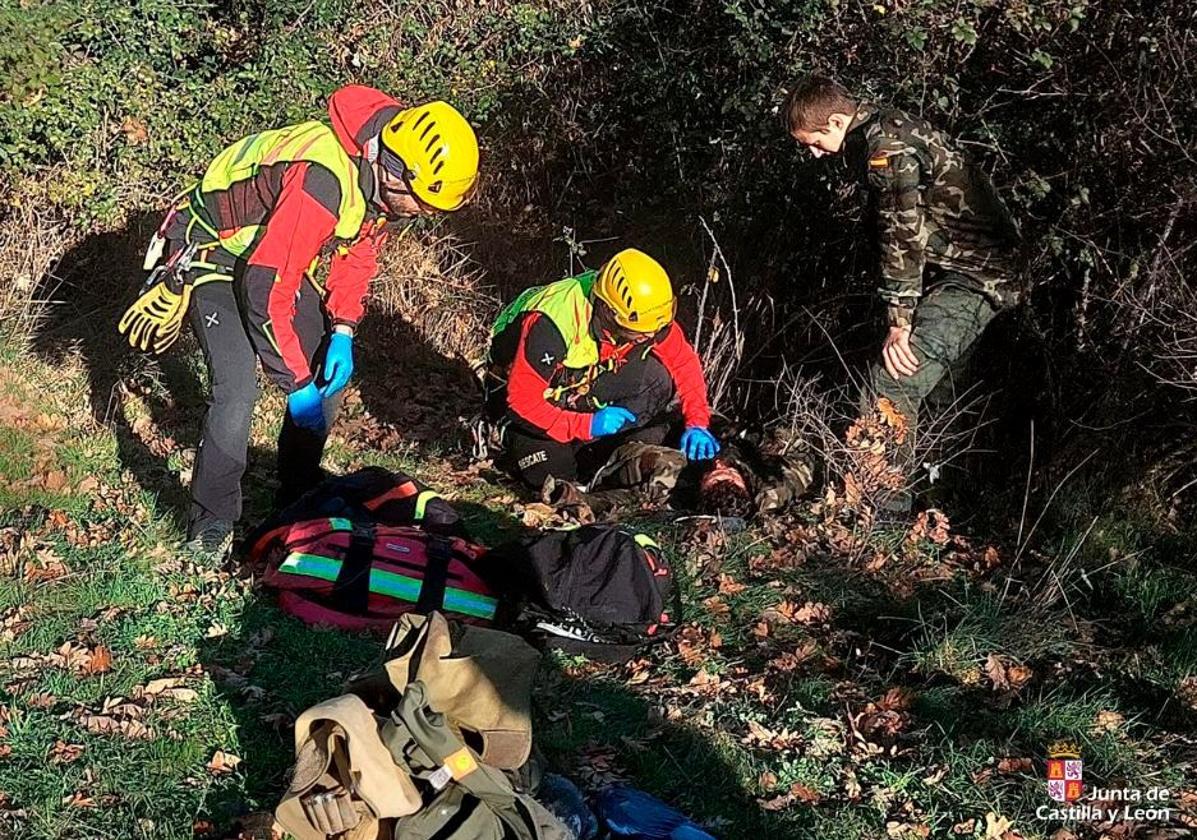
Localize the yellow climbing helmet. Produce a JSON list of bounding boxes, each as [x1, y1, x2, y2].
[[380, 101, 479, 211], [593, 248, 676, 334]]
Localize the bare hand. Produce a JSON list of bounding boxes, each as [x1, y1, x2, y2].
[[882, 326, 920, 379]]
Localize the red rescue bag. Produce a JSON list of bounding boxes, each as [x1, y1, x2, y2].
[[246, 468, 500, 631]]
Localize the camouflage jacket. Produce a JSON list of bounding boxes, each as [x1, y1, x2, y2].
[[847, 103, 1022, 326]]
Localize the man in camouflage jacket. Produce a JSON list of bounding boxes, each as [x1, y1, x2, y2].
[[784, 76, 1022, 511]]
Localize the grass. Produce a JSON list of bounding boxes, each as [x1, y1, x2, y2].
[[0, 333, 1196, 840]]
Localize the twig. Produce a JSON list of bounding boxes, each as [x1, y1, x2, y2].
[[1016, 420, 1035, 548], [1014, 449, 1099, 563]]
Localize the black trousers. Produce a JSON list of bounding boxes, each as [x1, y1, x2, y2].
[[495, 351, 678, 489], [186, 280, 334, 535]]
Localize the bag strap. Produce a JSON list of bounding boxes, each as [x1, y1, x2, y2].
[[385, 682, 542, 840], [414, 536, 453, 614], [330, 521, 376, 614]]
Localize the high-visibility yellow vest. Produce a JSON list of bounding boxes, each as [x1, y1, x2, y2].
[[491, 272, 600, 369], [199, 121, 366, 256]]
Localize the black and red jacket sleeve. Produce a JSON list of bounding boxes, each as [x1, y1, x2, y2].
[[324, 218, 388, 328], [650, 322, 712, 429], [506, 313, 594, 443], [243, 162, 339, 392]]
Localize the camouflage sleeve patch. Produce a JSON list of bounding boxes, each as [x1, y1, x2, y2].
[[867, 141, 927, 307]]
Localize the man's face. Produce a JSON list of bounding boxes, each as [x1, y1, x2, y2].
[[791, 112, 852, 158], [377, 166, 436, 218]]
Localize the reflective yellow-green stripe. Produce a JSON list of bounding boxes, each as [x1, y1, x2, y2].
[[414, 490, 440, 521], [633, 533, 660, 551], [278, 552, 498, 619]]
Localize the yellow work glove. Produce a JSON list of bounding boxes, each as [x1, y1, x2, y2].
[[117, 281, 193, 354]]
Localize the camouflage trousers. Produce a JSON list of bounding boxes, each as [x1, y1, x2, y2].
[[864, 281, 997, 507]]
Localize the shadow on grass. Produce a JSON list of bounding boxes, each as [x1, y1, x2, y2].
[[30, 210, 205, 528], [27, 211, 504, 533], [353, 309, 483, 455]]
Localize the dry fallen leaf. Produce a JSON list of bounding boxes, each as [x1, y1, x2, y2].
[[1093, 709, 1125, 733], [1006, 663, 1033, 688], [82, 714, 152, 740], [121, 116, 149, 145], [984, 811, 1014, 839], [207, 749, 242, 775], [518, 502, 556, 528], [788, 782, 820, 804], [984, 653, 1009, 691], [876, 397, 908, 440], [48, 740, 84, 765], [794, 601, 831, 625], [43, 471, 69, 492], [86, 646, 112, 675], [62, 791, 96, 808], [702, 595, 730, 619], [997, 757, 1033, 774], [26, 692, 56, 709], [76, 476, 100, 494], [718, 574, 747, 596], [878, 687, 915, 711]]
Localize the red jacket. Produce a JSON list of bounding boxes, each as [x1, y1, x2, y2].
[[208, 86, 402, 391], [502, 312, 712, 443]]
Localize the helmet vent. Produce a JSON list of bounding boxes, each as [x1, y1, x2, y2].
[[419, 121, 435, 141], [413, 110, 430, 128]]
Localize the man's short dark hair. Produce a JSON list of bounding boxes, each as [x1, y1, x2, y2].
[[782, 76, 858, 133]]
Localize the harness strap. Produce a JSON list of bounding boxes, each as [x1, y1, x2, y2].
[[415, 537, 453, 614], [330, 522, 375, 615]]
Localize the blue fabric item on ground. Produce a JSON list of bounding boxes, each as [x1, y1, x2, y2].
[[536, 774, 598, 840], [595, 786, 716, 840]]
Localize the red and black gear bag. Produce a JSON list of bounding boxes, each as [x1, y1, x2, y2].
[[489, 525, 681, 661], [246, 468, 500, 631]]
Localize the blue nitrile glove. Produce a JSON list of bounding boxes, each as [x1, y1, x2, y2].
[[590, 406, 637, 438], [680, 426, 720, 461], [287, 382, 327, 431], [320, 331, 354, 398]]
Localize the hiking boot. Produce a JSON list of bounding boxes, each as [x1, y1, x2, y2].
[[184, 519, 234, 562], [541, 475, 596, 523]]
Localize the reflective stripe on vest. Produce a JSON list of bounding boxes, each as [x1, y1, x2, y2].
[[492, 272, 599, 369], [200, 120, 366, 257]]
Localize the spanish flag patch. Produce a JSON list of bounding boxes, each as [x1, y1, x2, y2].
[[868, 154, 892, 169]]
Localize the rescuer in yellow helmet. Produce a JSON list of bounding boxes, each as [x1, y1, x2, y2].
[[485, 248, 720, 489], [118, 86, 480, 559]]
